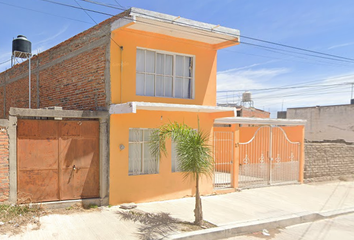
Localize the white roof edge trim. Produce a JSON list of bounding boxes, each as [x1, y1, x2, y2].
[[111, 16, 135, 31], [109, 102, 236, 115], [129, 7, 240, 39], [214, 117, 307, 126]]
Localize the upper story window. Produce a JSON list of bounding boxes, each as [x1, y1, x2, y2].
[[136, 48, 194, 99]]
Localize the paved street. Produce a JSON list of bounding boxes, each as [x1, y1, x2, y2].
[[223, 212, 354, 240]]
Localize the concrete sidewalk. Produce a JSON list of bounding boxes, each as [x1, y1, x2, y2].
[[2, 181, 354, 240]]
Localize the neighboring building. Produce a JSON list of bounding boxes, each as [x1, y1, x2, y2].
[[286, 103, 354, 142], [218, 104, 270, 118], [281, 103, 354, 182]]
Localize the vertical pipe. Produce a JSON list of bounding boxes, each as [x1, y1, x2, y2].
[[269, 126, 272, 185], [29, 56, 31, 108]]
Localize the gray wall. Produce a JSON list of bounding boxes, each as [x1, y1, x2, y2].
[[305, 143, 354, 181], [287, 104, 354, 142]]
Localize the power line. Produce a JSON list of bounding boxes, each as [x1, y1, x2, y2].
[[0, 1, 92, 24], [239, 35, 354, 62], [72, 0, 122, 48], [0, 59, 11, 65], [240, 42, 354, 64], [217, 81, 354, 93], [74, 0, 98, 24], [33, 0, 354, 65], [39, 0, 115, 16], [78, 0, 126, 10]]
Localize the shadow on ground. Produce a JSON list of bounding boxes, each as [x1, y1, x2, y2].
[[117, 210, 197, 240]]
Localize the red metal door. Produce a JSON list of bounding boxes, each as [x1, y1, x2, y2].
[[17, 119, 99, 203], [17, 120, 60, 202], [59, 121, 99, 200]]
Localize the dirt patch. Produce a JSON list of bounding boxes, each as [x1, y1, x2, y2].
[[0, 204, 43, 235], [0, 203, 100, 236]]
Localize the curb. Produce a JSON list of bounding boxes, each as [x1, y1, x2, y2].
[[168, 208, 354, 240]]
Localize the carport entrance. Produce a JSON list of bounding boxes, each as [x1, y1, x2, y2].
[[214, 117, 306, 190], [17, 119, 99, 202]]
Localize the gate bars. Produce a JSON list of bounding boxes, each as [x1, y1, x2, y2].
[[213, 126, 301, 190], [213, 131, 233, 189], [239, 126, 300, 188]]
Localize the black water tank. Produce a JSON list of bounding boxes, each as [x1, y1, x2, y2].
[[12, 35, 31, 57]]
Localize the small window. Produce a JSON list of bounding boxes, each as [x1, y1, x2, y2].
[[136, 49, 194, 99], [129, 129, 159, 175]]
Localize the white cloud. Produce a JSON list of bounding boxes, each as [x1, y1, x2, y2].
[[328, 42, 354, 50], [32, 25, 69, 54], [217, 67, 289, 92], [217, 68, 354, 117]]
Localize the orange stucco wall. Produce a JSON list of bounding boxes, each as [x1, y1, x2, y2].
[[109, 110, 233, 205], [110, 27, 218, 106]]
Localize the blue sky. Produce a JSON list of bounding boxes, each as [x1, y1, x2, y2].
[[1, 0, 354, 116]]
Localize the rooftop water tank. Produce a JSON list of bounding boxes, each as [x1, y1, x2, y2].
[[242, 91, 252, 102], [12, 35, 31, 58]]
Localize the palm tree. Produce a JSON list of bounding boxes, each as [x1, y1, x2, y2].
[[149, 121, 214, 226]]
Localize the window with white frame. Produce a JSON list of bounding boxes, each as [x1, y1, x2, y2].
[[129, 129, 159, 175], [136, 48, 194, 99]]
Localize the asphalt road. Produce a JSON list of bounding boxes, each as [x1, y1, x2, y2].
[[223, 212, 354, 240]]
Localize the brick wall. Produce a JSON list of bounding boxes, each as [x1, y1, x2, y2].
[[0, 11, 128, 118], [304, 142, 354, 182], [0, 127, 9, 202], [241, 107, 270, 118]]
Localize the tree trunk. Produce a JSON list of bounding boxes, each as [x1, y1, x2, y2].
[[194, 173, 203, 226]]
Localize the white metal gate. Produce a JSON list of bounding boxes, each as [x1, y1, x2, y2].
[[239, 126, 300, 188], [213, 131, 233, 189]]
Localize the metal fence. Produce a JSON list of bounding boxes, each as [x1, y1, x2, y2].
[[213, 131, 233, 189]]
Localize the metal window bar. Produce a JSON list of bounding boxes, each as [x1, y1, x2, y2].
[[213, 131, 233, 189]]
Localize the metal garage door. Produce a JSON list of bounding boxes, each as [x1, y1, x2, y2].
[[17, 119, 99, 202]]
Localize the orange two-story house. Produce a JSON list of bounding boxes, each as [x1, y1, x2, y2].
[[108, 8, 240, 204]]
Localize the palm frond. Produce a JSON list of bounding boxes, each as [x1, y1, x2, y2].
[[149, 121, 214, 180]]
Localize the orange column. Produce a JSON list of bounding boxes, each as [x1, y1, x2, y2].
[[232, 124, 240, 189], [299, 126, 305, 183]]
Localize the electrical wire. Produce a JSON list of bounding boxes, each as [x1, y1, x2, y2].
[[0, 1, 92, 24], [78, 0, 126, 10], [0, 59, 11, 65], [38, 0, 354, 64], [72, 0, 122, 48]]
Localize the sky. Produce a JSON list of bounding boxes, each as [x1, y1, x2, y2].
[[1, 0, 354, 117]]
